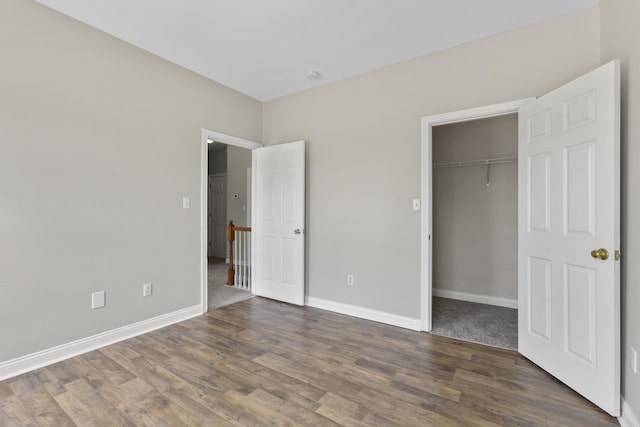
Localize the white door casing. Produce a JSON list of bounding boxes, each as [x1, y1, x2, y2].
[[420, 99, 532, 331], [253, 141, 306, 306], [518, 61, 620, 416], [201, 129, 262, 314], [246, 167, 252, 226]]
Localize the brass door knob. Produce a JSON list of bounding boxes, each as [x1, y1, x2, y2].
[[591, 248, 609, 261]]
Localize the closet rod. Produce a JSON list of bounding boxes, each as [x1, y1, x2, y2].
[[433, 156, 518, 169]]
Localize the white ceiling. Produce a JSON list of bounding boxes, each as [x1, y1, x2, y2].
[[34, 0, 598, 101]]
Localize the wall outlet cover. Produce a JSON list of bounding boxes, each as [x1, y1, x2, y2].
[[91, 291, 105, 309]]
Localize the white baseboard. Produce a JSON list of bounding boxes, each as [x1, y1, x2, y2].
[[433, 289, 517, 309], [620, 399, 640, 427], [305, 296, 421, 331], [0, 305, 202, 381]]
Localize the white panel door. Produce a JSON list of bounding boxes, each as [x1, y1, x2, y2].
[[253, 141, 305, 305], [518, 61, 620, 416], [210, 175, 227, 259]]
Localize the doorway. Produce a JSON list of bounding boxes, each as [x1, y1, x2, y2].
[[200, 130, 262, 313], [420, 62, 621, 417], [430, 114, 518, 350], [420, 99, 532, 333]]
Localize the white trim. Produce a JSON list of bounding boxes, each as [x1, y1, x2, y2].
[[251, 153, 257, 296], [246, 167, 252, 226], [306, 296, 421, 331], [201, 129, 262, 313], [420, 99, 533, 332], [433, 289, 517, 309], [204, 130, 263, 151], [0, 305, 201, 381], [201, 130, 209, 313], [620, 399, 640, 427]]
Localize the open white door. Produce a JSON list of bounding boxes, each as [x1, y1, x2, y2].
[[253, 141, 305, 305], [518, 61, 620, 416]]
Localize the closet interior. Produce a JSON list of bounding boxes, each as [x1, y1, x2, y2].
[[431, 113, 518, 350]]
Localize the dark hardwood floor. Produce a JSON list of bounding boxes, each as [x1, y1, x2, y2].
[[0, 297, 617, 426]]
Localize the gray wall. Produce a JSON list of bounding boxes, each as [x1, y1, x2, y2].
[[432, 115, 518, 301], [263, 7, 600, 318], [5, 4, 634, 415], [208, 146, 227, 175], [0, 0, 262, 362], [600, 0, 640, 417], [226, 145, 252, 227]]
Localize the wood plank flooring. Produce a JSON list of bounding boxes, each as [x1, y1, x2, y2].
[[0, 297, 618, 426]]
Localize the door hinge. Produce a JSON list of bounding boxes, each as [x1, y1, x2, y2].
[[615, 250, 622, 261]]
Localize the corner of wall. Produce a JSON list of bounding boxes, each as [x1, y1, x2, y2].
[[620, 399, 640, 427], [599, 0, 640, 421]]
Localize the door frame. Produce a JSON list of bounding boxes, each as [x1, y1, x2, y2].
[[200, 129, 262, 314], [420, 99, 533, 331]]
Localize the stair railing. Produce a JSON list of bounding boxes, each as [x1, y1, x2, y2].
[[227, 220, 251, 290]]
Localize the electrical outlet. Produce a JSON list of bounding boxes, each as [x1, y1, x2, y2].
[[91, 291, 105, 309], [143, 283, 152, 297], [347, 274, 354, 286], [631, 347, 638, 374]]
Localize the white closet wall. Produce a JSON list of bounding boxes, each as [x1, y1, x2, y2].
[[433, 114, 518, 305]]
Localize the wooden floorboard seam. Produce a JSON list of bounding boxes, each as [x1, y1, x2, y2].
[[0, 297, 618, 426]]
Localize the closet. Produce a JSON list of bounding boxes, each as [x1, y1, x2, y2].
[[431, 114, 518, 350]]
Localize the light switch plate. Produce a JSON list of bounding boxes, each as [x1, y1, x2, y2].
[[182, 197, 191, 209], [143, 283, 152, 297], [412, 199, 421, 211]]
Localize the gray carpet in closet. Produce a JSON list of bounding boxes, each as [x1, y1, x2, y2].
[[431, 297, 518, 351]]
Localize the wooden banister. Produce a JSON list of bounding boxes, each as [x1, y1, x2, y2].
[[227, 220, 252, 287], [227, 221, 235, 286]]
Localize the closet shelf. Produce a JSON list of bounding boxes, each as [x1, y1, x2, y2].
[[433, 156, 518, 169]]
